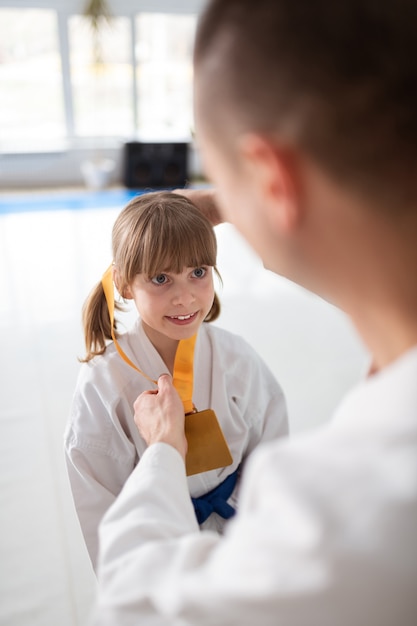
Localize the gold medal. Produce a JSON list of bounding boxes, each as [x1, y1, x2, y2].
[[185, 408, 233, 476]]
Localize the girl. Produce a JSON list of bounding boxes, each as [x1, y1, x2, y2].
[[65, 191, 288, 569]]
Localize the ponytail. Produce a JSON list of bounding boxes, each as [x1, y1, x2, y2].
[[204, 292, 221, 323], [80, 280, 123, 362]]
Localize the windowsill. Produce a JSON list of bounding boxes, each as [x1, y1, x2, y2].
[[0, 138, 203, 189], [0, 134, 194, 157], [0, 137, 124, 157]]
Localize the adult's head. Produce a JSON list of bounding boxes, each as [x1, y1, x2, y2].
[[193, 0, 417, 317]]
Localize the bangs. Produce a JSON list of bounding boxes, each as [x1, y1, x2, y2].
[[114, 193, 218, 284], [140, 204, 217, 277], [143, 230, 217, 278]]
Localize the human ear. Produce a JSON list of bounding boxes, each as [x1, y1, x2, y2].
[[112, 267, 134, 300], [238, 133, 302, 233], [123, 285, 134, 300]]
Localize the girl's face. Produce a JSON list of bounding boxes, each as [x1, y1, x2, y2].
[[125, 265, 215, 348]]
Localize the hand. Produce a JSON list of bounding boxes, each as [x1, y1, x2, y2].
[[173, 188, 223, 226], [133, 374, 188, 461]]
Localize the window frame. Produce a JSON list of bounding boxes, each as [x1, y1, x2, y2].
[[0, 0, 204, 151]]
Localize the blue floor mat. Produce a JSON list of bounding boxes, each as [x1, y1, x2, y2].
[[0, 188, 145, 215]]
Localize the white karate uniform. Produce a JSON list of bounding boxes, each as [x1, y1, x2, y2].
[[65, 319, 288, 569], [91, 345, 417, 626]]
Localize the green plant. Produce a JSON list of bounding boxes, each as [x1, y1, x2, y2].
[[83, 0, 112, 64]]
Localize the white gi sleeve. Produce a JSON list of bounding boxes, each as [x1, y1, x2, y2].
[[91, 424, 417, 626], [92, 440, 326, 626]]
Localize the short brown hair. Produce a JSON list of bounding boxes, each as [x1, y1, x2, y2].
[[195, 0, 417, 209]]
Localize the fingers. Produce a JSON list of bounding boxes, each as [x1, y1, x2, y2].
[[157, 373, 173, 391], [141, 388, 158, 396], [133, 373, 187, 459], [172, 188, 223, 226], [133, 376, 171, 408]]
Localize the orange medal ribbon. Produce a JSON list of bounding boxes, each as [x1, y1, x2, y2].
[[102, 264, 157, 385], [101, 264, 233, 475], [102, 264, 195, 412]]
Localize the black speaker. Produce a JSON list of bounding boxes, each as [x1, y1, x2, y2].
[[123, 142, 189, 189]]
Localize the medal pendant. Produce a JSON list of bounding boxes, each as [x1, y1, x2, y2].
[[185, 408, 233, 476]]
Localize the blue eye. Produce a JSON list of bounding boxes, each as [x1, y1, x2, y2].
[[193, 267, 206, 278], [151, 274, 168, 285]]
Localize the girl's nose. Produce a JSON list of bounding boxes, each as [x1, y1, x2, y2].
[[171, 285, 195, 307]]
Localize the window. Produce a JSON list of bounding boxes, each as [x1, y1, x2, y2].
[[69, 15, 134, 137], [135, 14, 196, 139], [0, 9, 66, 149], [0, 4, 198, 151]]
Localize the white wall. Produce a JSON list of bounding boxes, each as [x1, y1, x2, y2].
[[0, 141, 203, 189]]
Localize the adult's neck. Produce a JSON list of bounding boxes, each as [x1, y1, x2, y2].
[[299, 163, 417, 371], [347, 228, 417, 370], [341, 213, 417, 370]]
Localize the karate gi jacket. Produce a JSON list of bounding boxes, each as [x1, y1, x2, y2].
[[91, 345, 417, 626], [65, 320, 288, 568]]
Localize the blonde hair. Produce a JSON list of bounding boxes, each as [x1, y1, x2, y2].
[[81, 191, 221, 362]]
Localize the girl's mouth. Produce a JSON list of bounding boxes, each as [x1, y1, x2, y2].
[[166, 311, 198, 325]]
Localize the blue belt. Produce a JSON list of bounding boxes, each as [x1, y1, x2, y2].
[[191, 468, 239, 525]]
